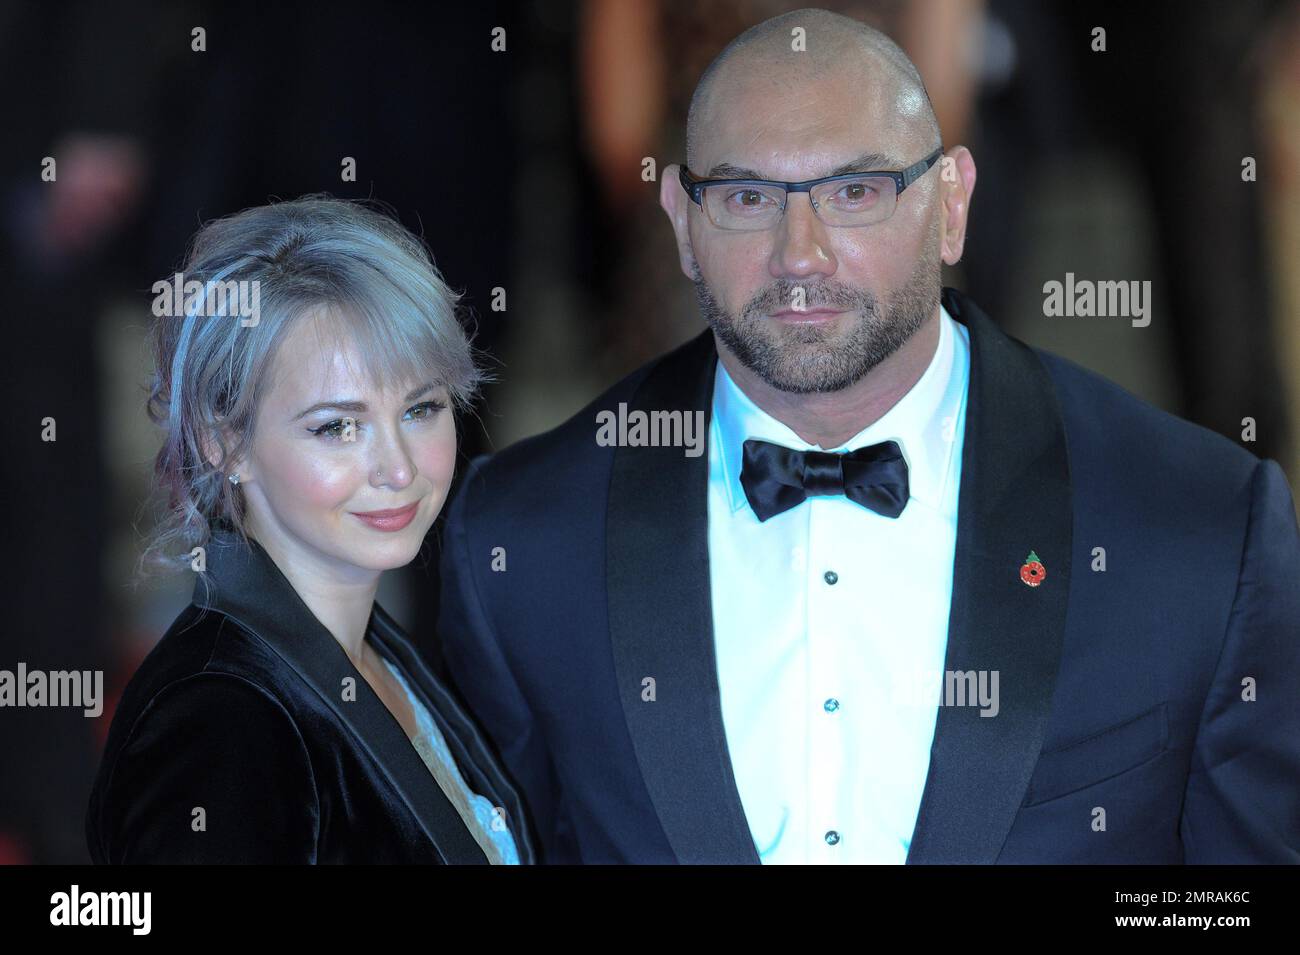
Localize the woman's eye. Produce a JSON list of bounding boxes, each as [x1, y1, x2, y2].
[[405, 399, 447, 421], [306, 400, 443, 439], [308, 417, 355, 440]]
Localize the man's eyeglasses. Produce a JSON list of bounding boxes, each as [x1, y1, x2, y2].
[[678, 147, 944, 231]]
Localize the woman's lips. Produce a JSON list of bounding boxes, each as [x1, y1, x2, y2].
[[350, 501, 419, 532]]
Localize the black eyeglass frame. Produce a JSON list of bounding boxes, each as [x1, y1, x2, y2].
[[677, 146, 945, 223]]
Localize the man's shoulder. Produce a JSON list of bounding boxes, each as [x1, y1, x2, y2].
[[950, 285, 1263, 494], [460, 330, 714, 500], [1031, 345, 1263, 496]]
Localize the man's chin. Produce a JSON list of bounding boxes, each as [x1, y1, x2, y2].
[[750, 345, 871, 394], [766, 315, 853, 347]]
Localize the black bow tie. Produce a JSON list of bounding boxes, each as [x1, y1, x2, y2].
[[739, 438, 910, 522]]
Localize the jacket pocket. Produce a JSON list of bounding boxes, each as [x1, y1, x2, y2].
[[1021, 702, 1169, 807]]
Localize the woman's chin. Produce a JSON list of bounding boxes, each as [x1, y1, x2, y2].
[[348, 537, 425, 572], [342, 520, 434, 571]]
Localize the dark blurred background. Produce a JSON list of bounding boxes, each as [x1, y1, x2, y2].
[[2, 0, 1297, 862]]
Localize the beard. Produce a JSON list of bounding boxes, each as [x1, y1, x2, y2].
[[691, 233, 941, 394]]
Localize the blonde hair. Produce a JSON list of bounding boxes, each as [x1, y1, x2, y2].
[[139, 194, 486, 579]]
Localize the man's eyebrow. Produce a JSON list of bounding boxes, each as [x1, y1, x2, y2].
[[825, 152, 899, 176], [704, 152, 900, 181], [705, 161, 768, 179], [293, 382, 438, 420]]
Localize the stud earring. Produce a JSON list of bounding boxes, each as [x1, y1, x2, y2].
[[229, 473, 241, 485]]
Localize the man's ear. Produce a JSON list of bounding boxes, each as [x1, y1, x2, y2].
[[659, 163, 698, 281], [938, 146, 977, 266]]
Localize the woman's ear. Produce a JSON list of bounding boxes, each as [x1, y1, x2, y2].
[[200, 420, 247, 482]]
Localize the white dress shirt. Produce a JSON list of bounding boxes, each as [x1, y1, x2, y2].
[[707, 305, 971, 864]]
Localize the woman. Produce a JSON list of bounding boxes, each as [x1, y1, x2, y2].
[[86, 195, 533, 863]]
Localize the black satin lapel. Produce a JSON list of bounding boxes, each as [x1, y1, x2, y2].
[[368, 606, 537, 865], [194, 532, 487, 864], [606, 331, 761, 864], [905, 288, 1073, 863]]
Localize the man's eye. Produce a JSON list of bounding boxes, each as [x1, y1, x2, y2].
[[833, 181, 880, 205], [727, 188, 776, 209]]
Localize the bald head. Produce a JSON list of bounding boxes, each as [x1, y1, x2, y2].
[[685, 8, 940, 172]]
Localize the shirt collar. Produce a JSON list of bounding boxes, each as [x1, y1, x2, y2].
[[712, 303, 967, 515]]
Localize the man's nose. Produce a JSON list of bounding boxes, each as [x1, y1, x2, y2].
[[769, 192, 837, 281]]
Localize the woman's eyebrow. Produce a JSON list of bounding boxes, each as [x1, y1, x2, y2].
[[294, 398, 367, 420], [293, 382, 438, 420]]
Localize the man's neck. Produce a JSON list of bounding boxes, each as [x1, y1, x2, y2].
[[716, 307, 941, 448]]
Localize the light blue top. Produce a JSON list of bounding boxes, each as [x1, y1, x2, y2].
[[382, 658, 520, 865]]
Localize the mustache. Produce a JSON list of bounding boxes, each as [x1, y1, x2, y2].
[[742, 279, 876, 319]]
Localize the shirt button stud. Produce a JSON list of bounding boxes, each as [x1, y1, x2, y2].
[[823, 570, 839, 585], [825, 830, 841, 846], [824, 698, 840, 713]]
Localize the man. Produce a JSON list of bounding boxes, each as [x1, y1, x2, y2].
[[437, 9, 1300, 863]]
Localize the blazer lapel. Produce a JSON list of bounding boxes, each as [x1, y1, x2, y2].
[[195, 529, 488, 864], [368, 605, 538, 864], [606, 331, 761, 864], [904, 288, 1073, 862]]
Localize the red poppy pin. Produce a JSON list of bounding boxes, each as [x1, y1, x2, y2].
[[1020, 550, 1047, 587]]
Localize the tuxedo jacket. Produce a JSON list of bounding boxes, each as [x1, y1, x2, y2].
[[437, 287, 1300, 864], [87, 527, 535, 864]]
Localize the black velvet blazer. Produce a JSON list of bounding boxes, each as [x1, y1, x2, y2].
[[86, 527, 536, 863]]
